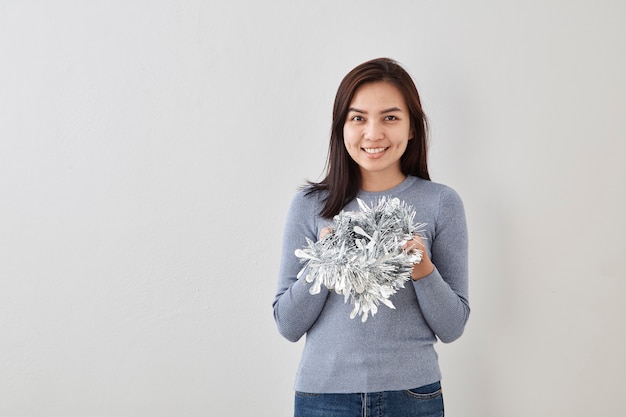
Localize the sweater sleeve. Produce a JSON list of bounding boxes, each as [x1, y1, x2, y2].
[[412, 187, 470, 343], [272, 192, 329, 342]]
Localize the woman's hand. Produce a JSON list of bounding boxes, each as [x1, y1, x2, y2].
[[319, 227, 333, 240], [404, 235, 435, 281]]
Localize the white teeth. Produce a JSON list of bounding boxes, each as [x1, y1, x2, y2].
[[363, 147, 387, 154]]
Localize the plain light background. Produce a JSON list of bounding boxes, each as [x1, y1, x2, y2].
[[1, 1, 625, 416]]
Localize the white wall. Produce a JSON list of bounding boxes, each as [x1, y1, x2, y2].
[[1, 1, 625, 416]]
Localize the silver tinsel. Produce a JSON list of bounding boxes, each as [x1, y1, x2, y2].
[[295, 197, 426, 322]]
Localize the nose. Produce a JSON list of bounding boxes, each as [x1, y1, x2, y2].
[[364, 121, 384, 141]]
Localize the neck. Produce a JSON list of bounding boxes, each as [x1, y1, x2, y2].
[[360, 171, 407, 192]]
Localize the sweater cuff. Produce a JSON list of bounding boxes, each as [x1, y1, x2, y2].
[[411, 266, 446, 294]]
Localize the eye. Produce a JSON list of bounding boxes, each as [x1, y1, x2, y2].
[[384, 115, 398, 121], [350, 115, 365, 122]]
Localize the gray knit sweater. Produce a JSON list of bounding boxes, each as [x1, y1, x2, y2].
[[273, 176, 469, 393]]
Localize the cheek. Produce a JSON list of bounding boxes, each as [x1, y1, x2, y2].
[[400, 139, 411, 154], [343, 128, 358, 148], [342, 136, 360, 161], [343, 125, 350, 139], [344, 138, 358, 155]]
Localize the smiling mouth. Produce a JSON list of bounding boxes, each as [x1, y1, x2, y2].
[[363, 147, 388, 154]]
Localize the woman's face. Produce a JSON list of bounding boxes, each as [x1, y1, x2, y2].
[[343, 82, 412, 186]]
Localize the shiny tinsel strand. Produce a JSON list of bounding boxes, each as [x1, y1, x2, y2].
[[295, 197, 426, 322]]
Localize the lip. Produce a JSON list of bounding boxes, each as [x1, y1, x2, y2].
[[362, 147, 389, 159]]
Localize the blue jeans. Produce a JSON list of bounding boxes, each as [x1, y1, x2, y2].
[[294, 381, 444, 417]]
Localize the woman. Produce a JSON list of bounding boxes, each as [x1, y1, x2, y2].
[[273, 57, 469, 417]]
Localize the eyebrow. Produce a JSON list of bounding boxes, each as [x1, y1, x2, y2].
[[347, 107, 404, 114]]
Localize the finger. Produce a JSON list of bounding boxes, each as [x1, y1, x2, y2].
[[411, 234, 427, 247], [319, 227, 333, 239], [403, 236, 422, 250]]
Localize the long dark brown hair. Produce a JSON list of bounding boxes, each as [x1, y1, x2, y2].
[[307, 57, 430, 218]]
